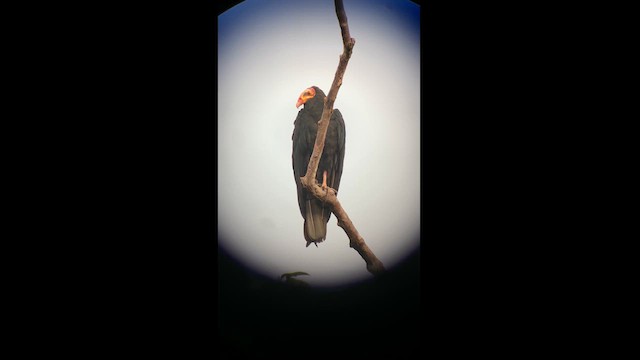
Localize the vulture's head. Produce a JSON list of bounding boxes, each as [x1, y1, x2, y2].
[[295, 86, 325, 109]]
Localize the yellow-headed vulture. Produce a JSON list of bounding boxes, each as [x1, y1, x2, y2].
[[292, 86, 346, 247]]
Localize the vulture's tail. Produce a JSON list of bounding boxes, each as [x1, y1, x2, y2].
[[304, 199, 330, 247]]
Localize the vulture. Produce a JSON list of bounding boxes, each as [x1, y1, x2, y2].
[[292, 86, 346, 247]]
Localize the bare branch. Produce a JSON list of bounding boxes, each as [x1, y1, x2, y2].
[[300, 0, 385, 276], [335, 0, 354, 51], [302, 0, 356, 185]]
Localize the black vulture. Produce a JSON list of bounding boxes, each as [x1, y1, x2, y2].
[[292, 86, 346, 247]]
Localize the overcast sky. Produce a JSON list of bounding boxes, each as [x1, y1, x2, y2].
[[218, 0, 420, 287]]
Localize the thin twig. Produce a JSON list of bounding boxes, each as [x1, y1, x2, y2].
[[300, 0, 385, 276]]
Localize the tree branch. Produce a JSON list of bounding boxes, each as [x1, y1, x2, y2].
[[300, 0, 385, 276]]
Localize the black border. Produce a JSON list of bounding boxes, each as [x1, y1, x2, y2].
[[43, 0, 589, 355]]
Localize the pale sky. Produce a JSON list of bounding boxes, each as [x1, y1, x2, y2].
[[218, 0, 420, 287]]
